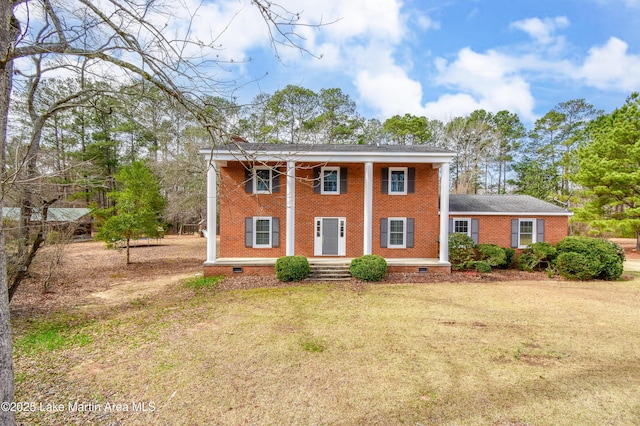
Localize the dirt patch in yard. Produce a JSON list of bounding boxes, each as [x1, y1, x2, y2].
[[10, 235, 207, 318]]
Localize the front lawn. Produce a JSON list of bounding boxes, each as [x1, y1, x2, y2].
[[12, 277, 640, 425]]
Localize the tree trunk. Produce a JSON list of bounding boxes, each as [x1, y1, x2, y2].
[[126, 239, 131, 264], [0, 2, 17, 424], [636, 230, 640, 252]]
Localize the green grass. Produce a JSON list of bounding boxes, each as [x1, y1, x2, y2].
[[14, 314, 93, 354], [13, 277, 640, 425], [183, 274, 224, 290]]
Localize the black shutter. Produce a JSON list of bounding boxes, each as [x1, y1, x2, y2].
[[272, 169, 280, 193], [381, 167, 388, 193], [407, 218, 415, 248], [407, 167, 416, 193], [245, 217, 253, 247], [471, 219, 479, 244], [340, 167, 348, 194], [380, 218, 388, 248], [511, 219, 519, 248], [537, 219, 545, 243], [245, 167, 253, 193], [272, 217, 280, 247], [313, 167, 321, 193], [448, 218, 454, 234]]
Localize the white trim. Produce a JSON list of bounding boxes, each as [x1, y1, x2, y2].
[[439, 163, 450, 263], [452, 218, 471, 237], [286, 161, 295, 256], [202, 148, 455, 165], [388, 217, 407, 249], [320, 166, 340, 195], [388, 167, 408, 195], [206, 164, 217, 263], [314, 217, 347, 256], [363, 162, 373, 255], [253, 167, 272, 194], [253, 217, 272, 248], [518, 218, 536, 248], [448, 211, 572, 216]]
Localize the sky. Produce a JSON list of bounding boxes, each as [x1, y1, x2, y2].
[[183, 0, 640, 126]]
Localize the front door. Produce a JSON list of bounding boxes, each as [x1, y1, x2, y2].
[[314, 217, 346, 256]]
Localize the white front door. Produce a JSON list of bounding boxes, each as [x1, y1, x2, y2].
[[314, 217, 346, 256]]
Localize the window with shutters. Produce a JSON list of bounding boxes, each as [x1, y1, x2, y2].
[[253, 167, 272, 194], [453, 218, 471, 236], [389, 167, 408, 195], [321, 167, 340, 194], [388, 218, 406, 248], [253, 217, 272, 248], [518, 219, 535, 248]]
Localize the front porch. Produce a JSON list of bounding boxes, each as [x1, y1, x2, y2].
[[204, 257, 452, 277]]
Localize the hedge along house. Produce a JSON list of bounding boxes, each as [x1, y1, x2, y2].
[[201, 142, 456, 276], [448, 194, 573, 248]]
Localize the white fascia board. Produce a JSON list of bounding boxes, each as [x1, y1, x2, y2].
[[200, 148, 455, 164], [446, 211, 574, 217]]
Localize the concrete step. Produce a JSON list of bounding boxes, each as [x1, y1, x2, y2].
[[308, 263, 351, 281]]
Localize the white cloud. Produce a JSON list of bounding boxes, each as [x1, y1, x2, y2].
[[577, 37, 640, 91], [424, 48, 536, 121], [355, 68, 424, 118], [510, 16, 569, 45]]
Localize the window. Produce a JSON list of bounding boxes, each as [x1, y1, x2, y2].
[[519, 219, 535, 248], [453, 219, 471, 236], [389, 167, 408, 195], [321, 167, 340, 194], [253, 217, 272, 248], [253, 167, 272, 194], [388, 218, 406, 248]]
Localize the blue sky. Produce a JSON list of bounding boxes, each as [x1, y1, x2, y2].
[[186, 0, 640, 125]]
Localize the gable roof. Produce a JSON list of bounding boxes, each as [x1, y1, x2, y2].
[[202, 142, 455, 164], [449, 194, 572, 216]]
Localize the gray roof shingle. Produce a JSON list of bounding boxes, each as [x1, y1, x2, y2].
[[449, 194, 571, 215]]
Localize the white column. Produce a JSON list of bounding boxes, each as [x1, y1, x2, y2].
[[286, 161, 296, 256], [439, 162, 450, 263], [206, 162, 217, 263], [363, 162, 373, 255]]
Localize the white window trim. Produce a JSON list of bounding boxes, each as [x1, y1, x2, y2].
[[453, 218, 471, 237], [253, 216, 272, 248], [321, 166, 340, 195], [518, 218, 536, 249], [388, 217, 407, 249], [253, 167, 272, 194], [388, 167, 408, 195]]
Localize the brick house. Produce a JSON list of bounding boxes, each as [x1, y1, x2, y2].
[[449, 194, 572, 248], [202, 142, 456, 276]]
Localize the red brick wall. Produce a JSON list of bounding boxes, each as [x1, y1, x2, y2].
[[372, 164, 440, 258], [449, 215, 569, 247], [218, 162, 287, 258], [218, 161, 441, 258]]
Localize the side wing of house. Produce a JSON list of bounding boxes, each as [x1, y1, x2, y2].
[[448, 195, 572, 248]]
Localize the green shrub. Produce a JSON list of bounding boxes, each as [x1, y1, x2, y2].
[[555, 252, 598, 280], [502, 248, 516, 269], [275, 256, 310, 282], [449, 233, 476, 270], [555, 236, 623, 280], [350, 255, 387, 281], [476, 244, 507, 267], [517, 242, 556, 271], [470, 260, 492, 273]]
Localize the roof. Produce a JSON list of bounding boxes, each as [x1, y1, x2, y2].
[[2, 207, 91, 222], [201, 142, 455, 164], [449, 194, 572, 216]]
